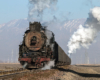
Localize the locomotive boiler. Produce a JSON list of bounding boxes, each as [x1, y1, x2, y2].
[[18, 22, 71, 69]]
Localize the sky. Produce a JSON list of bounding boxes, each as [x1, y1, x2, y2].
[[0, 0, 100, 24]]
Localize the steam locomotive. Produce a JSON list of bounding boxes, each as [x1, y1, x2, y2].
[[18, 22, 71, 69]]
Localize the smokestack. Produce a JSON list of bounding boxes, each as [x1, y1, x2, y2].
[[29, 22, 41, 31], [85, 50, 89, 64], [8, 58, 9, 63], [11, 49, 13, 63]]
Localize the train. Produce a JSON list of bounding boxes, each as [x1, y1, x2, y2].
[[18, 22, 71, 69]]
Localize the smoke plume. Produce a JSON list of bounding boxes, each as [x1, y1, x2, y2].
[[67, 7, 100, 55], [28, 0, 58, 22]]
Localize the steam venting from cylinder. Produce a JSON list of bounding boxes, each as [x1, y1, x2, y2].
[[23, 62, 28, 69], [28, 0, 58, 22], [67, 7, 100, 55], [41, 60, 55, 70]]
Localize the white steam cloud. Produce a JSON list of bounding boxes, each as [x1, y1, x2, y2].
[[28, 0, 58, 22], [67, 7, 100, 54], [41, 60, 55, 70]]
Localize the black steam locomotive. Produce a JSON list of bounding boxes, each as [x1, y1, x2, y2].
[[18, 22, 71, 69]]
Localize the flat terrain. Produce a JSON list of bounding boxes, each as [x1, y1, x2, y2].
[[0, 63, 22, 71], [59, 64, 100, 80], [0, 64, 100, 80]]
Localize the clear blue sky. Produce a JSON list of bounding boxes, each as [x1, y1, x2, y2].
[[0, 0, 100, 24]]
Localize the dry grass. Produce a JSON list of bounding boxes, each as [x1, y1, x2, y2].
[[0, 63, 22, 70], [1, 64, 100, 80], [11, 69, 56, 80], [13, 65, 70, 80]]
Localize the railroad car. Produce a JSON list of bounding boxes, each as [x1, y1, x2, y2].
[[18, 22, 71, 69]]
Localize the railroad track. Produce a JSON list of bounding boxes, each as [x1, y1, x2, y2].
[[0, 68, 27, 76], [0, 68, 42, 79], [0, 65, 70, 79]]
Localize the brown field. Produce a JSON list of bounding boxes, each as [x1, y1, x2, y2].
[[0, 64, 100, 80], [60, 64, 100, 80], [0, 63, 22, 70]]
